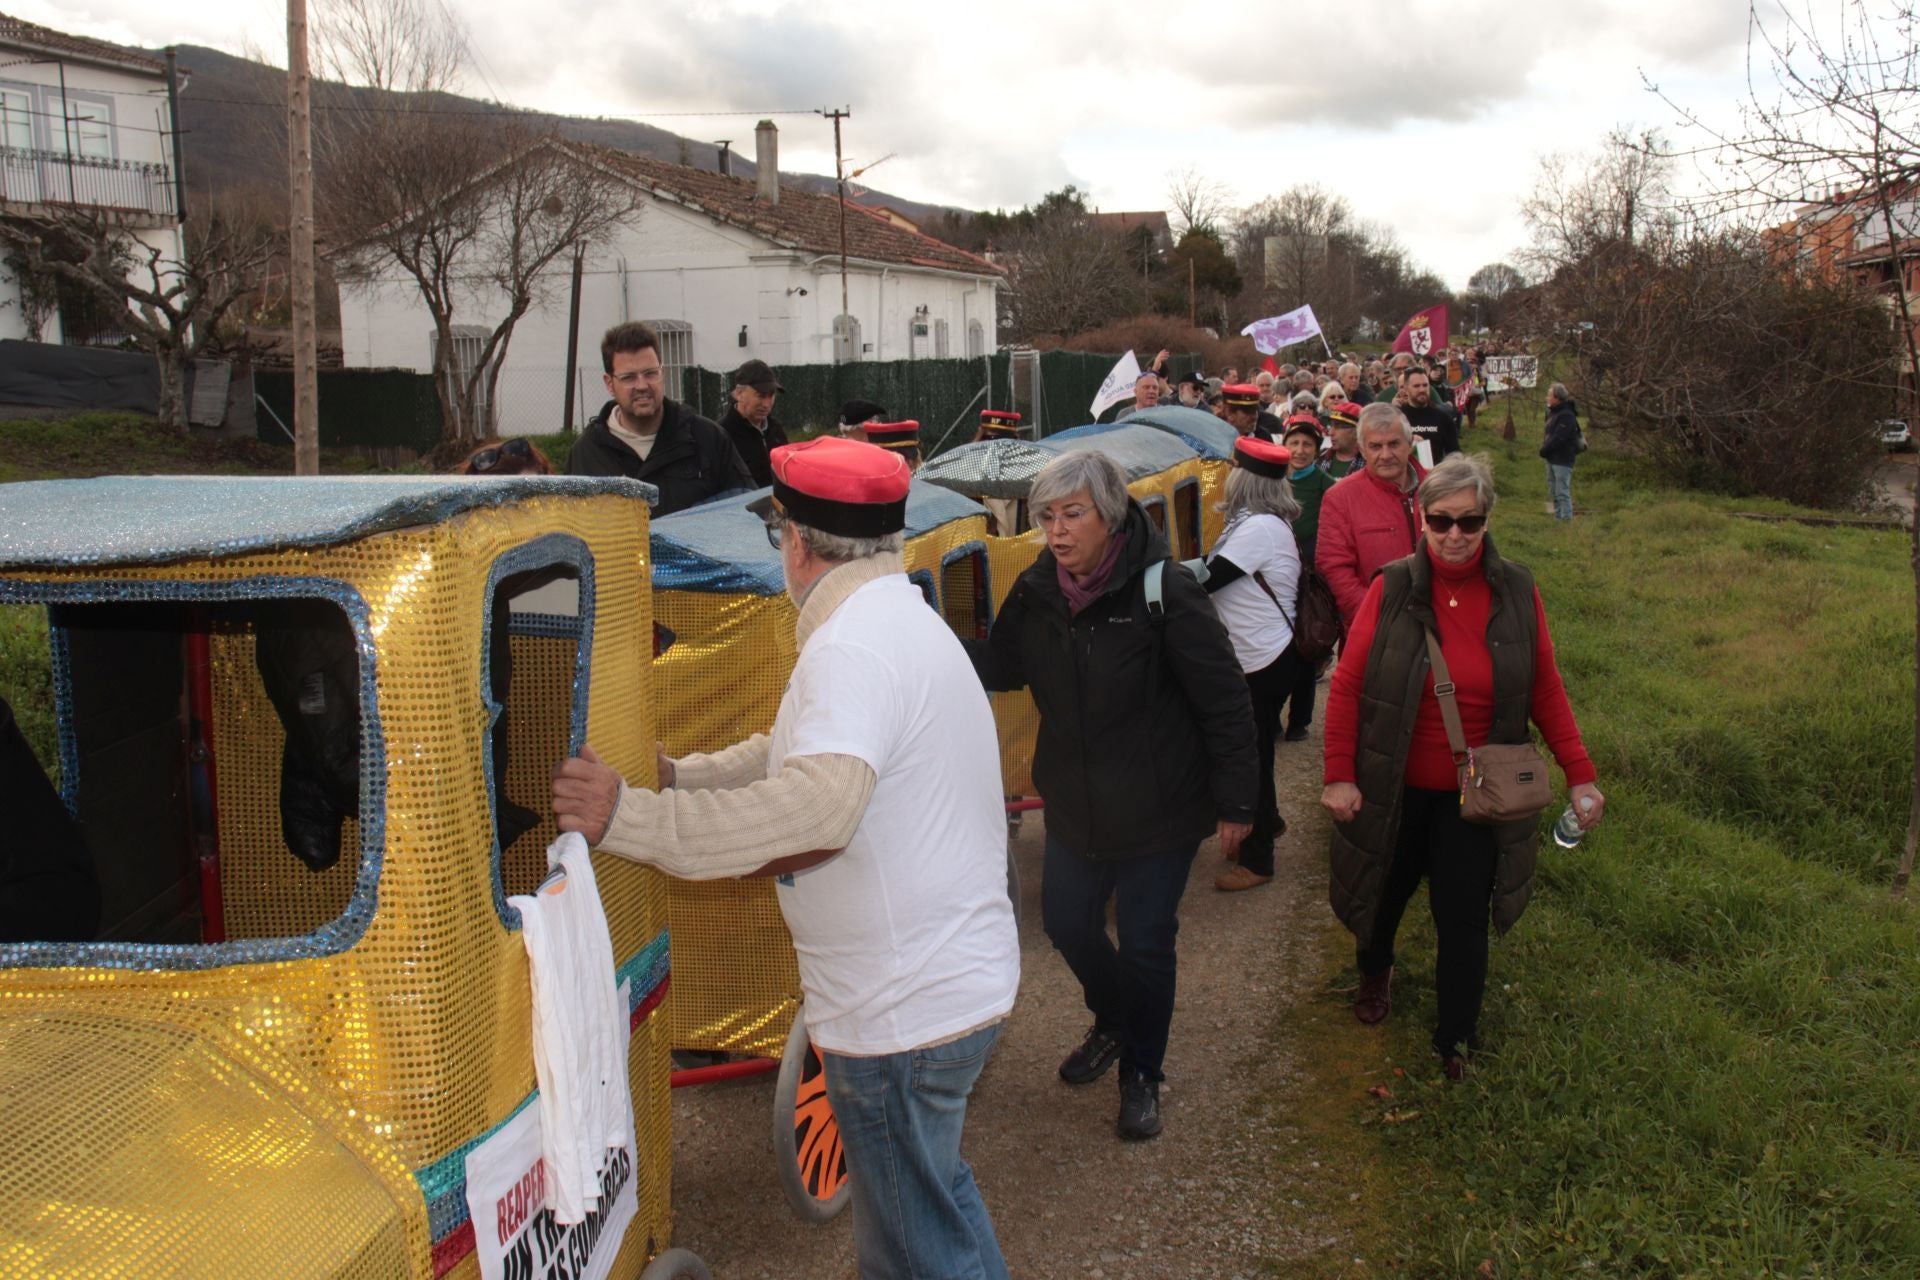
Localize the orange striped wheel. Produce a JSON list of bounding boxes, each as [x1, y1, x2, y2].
[[771, 1006, 851, 1222]]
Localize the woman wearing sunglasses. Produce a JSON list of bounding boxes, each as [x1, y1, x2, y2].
[[1320, 453, 1604, 1079]]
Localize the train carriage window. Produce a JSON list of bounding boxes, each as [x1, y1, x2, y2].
[[937, 544, 993, 642], [1173, 479, 1202, 560], [483, 537, 594, 914], [0, 585, 382, 961], [1141, 496, 1168, 538]]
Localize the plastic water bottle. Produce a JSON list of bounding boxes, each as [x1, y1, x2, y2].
[[1552, 796, 1596, 849]]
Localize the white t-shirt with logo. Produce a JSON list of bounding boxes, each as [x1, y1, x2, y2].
[[1208, 512, 1301, 673], [767, 573, 1019, 1055]]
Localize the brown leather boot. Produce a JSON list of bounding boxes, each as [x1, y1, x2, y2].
[[1354, 968, 1392, 1025]]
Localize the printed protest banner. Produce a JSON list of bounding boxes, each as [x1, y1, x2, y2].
[[1482, 355, 1539, 393], [464, 980, 639, 1280]]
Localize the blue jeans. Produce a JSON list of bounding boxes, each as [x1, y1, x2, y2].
[[1547, 463, 1574, 520], [1041, 835, 1199, 1082], [820, 1022, 1009, 1280]]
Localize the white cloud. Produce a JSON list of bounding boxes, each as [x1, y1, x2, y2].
[[13, 0, 1834, 287]]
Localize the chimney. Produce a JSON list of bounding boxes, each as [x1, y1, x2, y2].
[[717, 140, 733, 177], [754, 120, 779, 205]]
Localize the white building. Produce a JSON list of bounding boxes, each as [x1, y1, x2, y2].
[[0, 13, 186, 343], [336, 124, 1005, 429]]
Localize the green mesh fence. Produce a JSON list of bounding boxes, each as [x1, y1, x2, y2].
[[255, 369, 442, 454], [677, 351, 1200, 459]]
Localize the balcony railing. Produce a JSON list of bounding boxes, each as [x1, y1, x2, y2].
[[0, 146, 176, 221]]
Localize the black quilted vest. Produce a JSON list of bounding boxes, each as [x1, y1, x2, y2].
[[1326, 535, 1544, 940]]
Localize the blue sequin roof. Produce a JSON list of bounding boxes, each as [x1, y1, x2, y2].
[[651, 479, 985, 596], [0, 475, 657, 571], [1107, 405, 1241, 459], [1039, 423, 1206, 477]]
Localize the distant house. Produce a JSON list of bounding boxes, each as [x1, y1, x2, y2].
[[1771, 182, 1920, 417], [0, 13, 186, 344], [335, 123, 1005, 430]]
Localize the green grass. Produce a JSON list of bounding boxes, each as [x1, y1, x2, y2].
[[0, 603, 55, 779], [1309, 427, 1920, 1278], [0, 411, 387, 481]]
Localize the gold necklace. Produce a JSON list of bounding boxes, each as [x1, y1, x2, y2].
[[1445, 586, 1459, 609]]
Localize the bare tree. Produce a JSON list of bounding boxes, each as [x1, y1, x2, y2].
[[1464, 261, 1528, 329], [0, 195, 280, 430], [1648, 1, 1920, 895], [1001, 196, 1135, 340], [1165, 166, 1231, 237], [313, 0, 639, 458]]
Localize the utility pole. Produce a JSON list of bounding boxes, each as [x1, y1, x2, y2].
[[1188, 257, 1196, 328], [822, 107, 851, 359], [561, 241, 584, 431], [286, 0, 319, 475]]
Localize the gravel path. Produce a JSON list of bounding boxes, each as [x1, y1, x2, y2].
[[666, 731, 1348, 1278]]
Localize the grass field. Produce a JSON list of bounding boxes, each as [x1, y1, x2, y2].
[[1284, 417, 1919, 1278]]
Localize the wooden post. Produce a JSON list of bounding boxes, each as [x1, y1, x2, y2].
[[286, 0, 319, 475], [1187, 257, 1195, 329]]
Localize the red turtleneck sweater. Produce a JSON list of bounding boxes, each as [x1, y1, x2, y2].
[[1323, 544, 1595, 792]]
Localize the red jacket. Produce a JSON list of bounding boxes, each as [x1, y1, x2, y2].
[[1314, 465, 1424, 622]]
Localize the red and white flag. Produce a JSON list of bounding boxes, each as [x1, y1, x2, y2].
[[1390, 305, 1449, 356], [1241, 305, 1322, 354]]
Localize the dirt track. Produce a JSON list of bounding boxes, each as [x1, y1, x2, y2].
[[666, 732, 1347, 1279]]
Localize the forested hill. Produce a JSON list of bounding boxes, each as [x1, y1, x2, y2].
[[154, 43, 962, 227]]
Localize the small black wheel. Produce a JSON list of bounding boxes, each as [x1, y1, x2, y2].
[[770, 1006, 851, 1223], [638, 1247, 711, 1280]]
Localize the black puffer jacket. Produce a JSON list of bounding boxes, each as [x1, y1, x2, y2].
[[1540, 398, 1582, 467], [566, 399, 753, 517], [969, 502, 1257, 860], [719, 407, 789, 489]]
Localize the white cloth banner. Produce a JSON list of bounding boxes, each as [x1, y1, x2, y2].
[[1241, 305, 1322, 354], [1481, 355, 1538, 393], [1090, 350, 1143, 419], [464, 981, 639, 1280]]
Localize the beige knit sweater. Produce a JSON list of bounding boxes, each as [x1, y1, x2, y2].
[[595, 554, 903, 879]]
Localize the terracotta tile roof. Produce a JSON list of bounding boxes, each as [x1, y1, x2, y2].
[[0, 12, 168, 75], [579, 144, 1003, 278]]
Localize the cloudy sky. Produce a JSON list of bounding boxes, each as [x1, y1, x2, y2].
[[28, 0, 1814, 290]]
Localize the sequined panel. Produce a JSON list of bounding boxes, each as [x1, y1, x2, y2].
[[0, 489, 676, 1276]]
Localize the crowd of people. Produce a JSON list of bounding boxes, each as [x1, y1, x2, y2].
[[439, 319, 1604, 1280]]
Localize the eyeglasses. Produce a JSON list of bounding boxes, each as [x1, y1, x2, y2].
[[763, 515, 787, 550], [469, 437, 532, 474], [1424, 512, 1488, 534], [610, 367, 664, 386], [1035, 504, 1095, 529]]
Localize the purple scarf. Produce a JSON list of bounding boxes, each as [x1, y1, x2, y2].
[[1057, 532, 1126, 615]]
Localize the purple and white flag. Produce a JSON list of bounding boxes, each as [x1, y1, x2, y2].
[[1241, 305, 1322, 354]]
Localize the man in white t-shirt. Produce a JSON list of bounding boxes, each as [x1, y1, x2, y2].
[[551, 436, 1018, 1280]]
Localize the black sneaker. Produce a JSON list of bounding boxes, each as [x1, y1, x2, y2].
[[1284, 725, 1310, 742], [1117, 1075, 1162, 1140], [1058, 1026, 1121, 1085]]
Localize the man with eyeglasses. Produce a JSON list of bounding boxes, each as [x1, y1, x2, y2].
[[566, 321, 753, 516]]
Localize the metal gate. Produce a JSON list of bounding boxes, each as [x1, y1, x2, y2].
[[430, 325, 493, 441]]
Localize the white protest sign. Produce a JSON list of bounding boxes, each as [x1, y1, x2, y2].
[[1482, 355, 1538, 393], [465, 981, 639, 1280], [1090, 349, 1143, 420]]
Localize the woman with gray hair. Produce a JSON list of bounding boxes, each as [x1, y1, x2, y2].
[[1203, 436, 1305, 893], [1321, 453, 1604, 1079], [968, 447, 1257, 1140]]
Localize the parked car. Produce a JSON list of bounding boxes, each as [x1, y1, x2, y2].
[[1880, 418, 1914, 451]]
